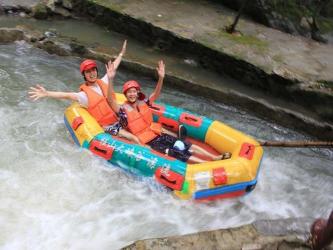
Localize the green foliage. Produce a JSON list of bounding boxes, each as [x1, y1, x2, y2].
[[266, 0, 307, 21], [221, 31, 268, 50], [318, 17, 333, 32], [264, 0, 333, 33], [318, 80, 333, 90]]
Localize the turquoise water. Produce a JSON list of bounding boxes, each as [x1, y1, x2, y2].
[[0, 42, 332, 249]]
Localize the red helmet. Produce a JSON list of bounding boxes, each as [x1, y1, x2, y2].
[[122, 80, 145, 100], [123, 80, 140, 93], [80, 59, 97, 74]]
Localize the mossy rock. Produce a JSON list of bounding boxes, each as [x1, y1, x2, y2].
[[31, 3, 49, 20]]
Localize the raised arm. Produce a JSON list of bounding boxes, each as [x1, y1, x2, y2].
[[101, 40, 127, 83], [113, 40, 127, 70], [106, 61, 121, 113], [28, 84, 78, 102], [149, 60, 165, 103]]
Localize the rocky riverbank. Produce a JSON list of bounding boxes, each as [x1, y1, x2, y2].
[[214, 0, 333, 44], [1, 0, 333, 140], [123, 220, 311, 250], [68, 0, 333, 123]]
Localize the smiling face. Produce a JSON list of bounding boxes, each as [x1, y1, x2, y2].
[[125, 87, 139, 103], [83, 68, 98, 84]]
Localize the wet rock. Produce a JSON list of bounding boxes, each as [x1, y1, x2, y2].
[[266, 11, 298, 35], [69, 42, 88, 55], [62, 0, 73, 10], [300, 17, 311, 32], [44, 30, 57, 38], [31, 3, 49, 20], [122, 224, 310, 250], [0, 28, 24, 43], [53, 6, 71, 18], [19, 12, 27, 17], [311, 31, 328, 44], [36, 39, 70, 56], [272, 67, 302, 82], [153, 38, 172, 51], [13, 24, 44, 43], [0, 5, 31, 16], [46, 0, 56, 12], [38, 0, 72, 18]]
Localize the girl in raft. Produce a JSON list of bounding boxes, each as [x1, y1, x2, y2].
[[105, 59, 231, 163], [28, 41, 139, 144]]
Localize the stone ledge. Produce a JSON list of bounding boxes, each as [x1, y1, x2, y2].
[[68, 0, 333, 123], [1, 26, 332, 140], [122, 223, 310, 250]]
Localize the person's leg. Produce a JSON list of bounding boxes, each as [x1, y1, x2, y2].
[[189, 144, 230, 160], [161, 127, 177, 137], [162, 125, 187, 140], [118, 129, 141, 144], [188, 155, 207, 163]]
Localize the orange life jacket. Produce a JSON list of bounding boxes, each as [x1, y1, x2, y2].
[[123, 101, 162, 144], [80, 79, 118, 126]]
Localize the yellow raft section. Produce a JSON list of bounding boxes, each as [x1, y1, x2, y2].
[[64, 93, 264, 201], [176, 121, 263, 200], [64, 94, 126, 145]]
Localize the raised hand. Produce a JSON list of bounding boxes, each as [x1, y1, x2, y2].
[[149, 60, 165, 103], [105, 60, 116, 81], [107, 40, 127, 71], [29, 84, 48, 101], [156, 60, 165, 79]]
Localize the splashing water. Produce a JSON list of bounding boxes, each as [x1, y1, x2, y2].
[[0, 42, 332, 249]]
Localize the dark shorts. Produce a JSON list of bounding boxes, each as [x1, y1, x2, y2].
[[104, 122, 122, 136], [105, 107, 128, 136], [148, 134, 192, 162]]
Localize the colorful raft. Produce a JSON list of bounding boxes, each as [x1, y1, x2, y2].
[[64, 93, 264, 201]]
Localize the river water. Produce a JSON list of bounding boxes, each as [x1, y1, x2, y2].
[[0, 41, 332, 250]]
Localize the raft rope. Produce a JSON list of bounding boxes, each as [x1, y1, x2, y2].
[[257, 141, 333, 148]]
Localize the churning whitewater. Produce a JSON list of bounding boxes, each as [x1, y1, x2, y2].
[[0, 42, 332, 249]]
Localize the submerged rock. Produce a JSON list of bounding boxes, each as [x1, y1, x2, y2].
[[0, 28, 24, 43]]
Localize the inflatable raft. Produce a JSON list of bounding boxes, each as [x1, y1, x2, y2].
[[64, 94, 264, 201]]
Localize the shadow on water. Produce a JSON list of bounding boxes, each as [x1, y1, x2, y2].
[[0, 42, 332, 249]]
